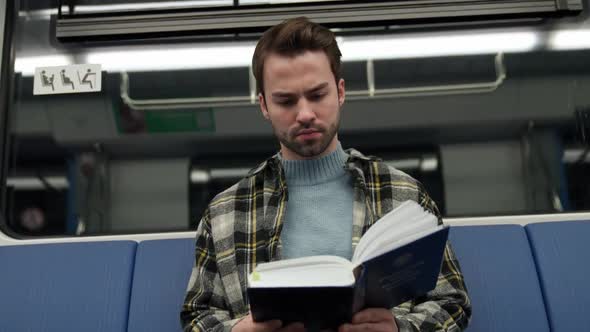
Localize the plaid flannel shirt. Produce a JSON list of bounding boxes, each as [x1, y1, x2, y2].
[[181, 149, 472, 332]]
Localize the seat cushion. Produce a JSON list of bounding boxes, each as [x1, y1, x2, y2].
[[526, 220, 590, 332], [0, 241, 136, 332], [127, 238, 195, 332], [449, 225, 549, 332]]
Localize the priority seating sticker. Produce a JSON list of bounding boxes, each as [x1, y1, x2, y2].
[[33, 64, 102, 95]]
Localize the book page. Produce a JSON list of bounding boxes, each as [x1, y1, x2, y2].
[[352, 210, 424, 263], [355, 201, 425, 253], [353, 216, 436, 264], [355, 225, 444, 265], [249, 256, 356, 288], [351, 200, 439, 265]]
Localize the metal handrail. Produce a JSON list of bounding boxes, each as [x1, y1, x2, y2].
[[120, 53, 506, 111], [120, 72, 253, 110], [348, 53, 506, 99]]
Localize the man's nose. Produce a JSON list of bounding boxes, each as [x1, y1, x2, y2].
[[296, 100, 316, 125]]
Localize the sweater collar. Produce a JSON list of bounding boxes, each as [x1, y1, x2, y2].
[[278, 143, 348, 186]]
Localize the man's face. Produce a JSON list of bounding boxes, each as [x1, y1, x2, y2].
[[259, 50, 345, 160]]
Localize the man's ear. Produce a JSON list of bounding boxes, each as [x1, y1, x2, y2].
[[259, 93, 270, 120], [337, 78, 346, 107]]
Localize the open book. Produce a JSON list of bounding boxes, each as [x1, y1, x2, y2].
[[247, 200, 449, 329]]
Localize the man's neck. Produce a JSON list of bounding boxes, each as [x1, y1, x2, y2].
[[280, 138, 340, 161], [280, 143, 347, 186]]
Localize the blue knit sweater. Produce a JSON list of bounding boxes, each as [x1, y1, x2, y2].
[[279, 144, 354, 260]]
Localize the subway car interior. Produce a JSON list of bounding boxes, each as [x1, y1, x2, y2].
[[0, 0, 589, 331]]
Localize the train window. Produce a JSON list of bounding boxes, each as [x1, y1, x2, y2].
[[1, 0, 589, 238]]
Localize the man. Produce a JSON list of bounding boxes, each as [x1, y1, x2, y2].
[[181, 17, 471, 332]]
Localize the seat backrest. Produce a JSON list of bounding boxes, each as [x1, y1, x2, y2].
[[127, 238, 195, 332], [0, 241, 136, 332], [525, 220, 590, 332], [449, 225, 550, 332]]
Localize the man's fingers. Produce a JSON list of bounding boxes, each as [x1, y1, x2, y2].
[[232, 314, 283, 332], [352, 308, 394, 324], [255, 319, 282, 331]]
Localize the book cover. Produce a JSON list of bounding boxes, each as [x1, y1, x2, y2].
[[355, 226, 449, 310], [248, 227, 449, 329], [247, 201, 449, 329]]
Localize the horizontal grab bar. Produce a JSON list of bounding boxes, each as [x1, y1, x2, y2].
[[120, 53, 506, 111]]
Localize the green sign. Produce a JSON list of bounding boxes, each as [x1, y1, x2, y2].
[[144, 109, 215, 133]]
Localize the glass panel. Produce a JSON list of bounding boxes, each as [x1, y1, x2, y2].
[[2, 0, 589, 237]]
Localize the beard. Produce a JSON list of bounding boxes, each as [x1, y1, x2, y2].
[[273, 115, 340, 159]]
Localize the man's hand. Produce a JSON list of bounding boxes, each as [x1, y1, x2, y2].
[[232, 314, 305, 332], [338, 308, 399, 332]]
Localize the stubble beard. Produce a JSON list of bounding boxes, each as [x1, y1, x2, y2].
[[275, 117, 340, 159]]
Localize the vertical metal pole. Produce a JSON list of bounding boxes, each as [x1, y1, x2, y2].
[[0, 0, 16, 231], [367, 59, 375, 97], [0, 0, 6, 76]]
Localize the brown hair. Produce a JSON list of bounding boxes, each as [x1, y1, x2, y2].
[[252, 17, 342, 95]]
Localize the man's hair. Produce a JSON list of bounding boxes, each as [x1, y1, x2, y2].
[[252, 17, 342, 95]]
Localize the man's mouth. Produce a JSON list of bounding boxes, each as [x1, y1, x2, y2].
[[295, 129, 322, 140], [297, 129, 318, 135]]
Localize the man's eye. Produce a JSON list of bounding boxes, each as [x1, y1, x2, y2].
[[309, 93, 325, 101], [278, 99, 296, 106]]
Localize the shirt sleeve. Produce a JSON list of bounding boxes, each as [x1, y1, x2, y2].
[[180, 209, 242, 332], [392, 183, 472, 332]]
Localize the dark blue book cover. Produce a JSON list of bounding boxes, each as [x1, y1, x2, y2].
[[248, 226, 449, 329], [354, 226, 450, 310]]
